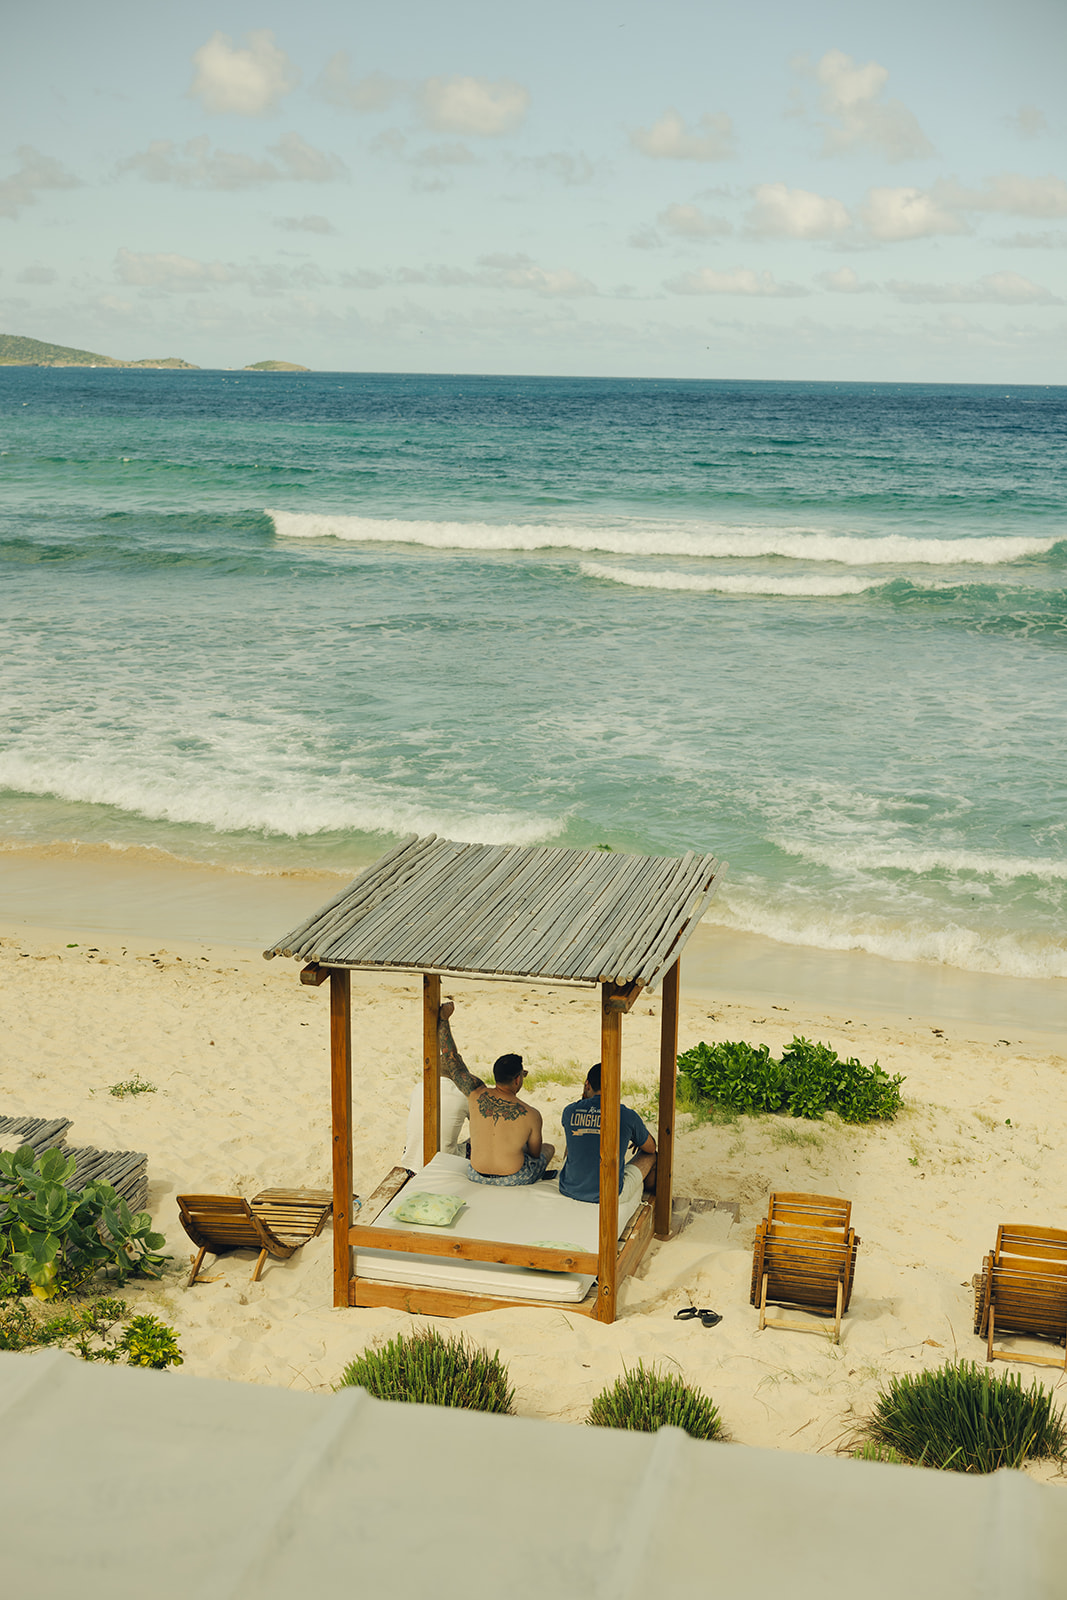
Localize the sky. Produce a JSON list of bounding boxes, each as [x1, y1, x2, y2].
[[2, 0, 1066, 379]]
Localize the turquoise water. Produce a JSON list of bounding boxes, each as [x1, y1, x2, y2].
[[2, 369, 1066, 980]]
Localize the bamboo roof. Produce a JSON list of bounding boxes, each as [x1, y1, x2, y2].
[[264, 835, 725, 990]]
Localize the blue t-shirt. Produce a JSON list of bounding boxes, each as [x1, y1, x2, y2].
[[558, 1094, 650, 1203]]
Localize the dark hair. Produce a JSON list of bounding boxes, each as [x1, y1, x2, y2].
[[586, 1063, 601, 1093], [493, 1053, 524, 1085]]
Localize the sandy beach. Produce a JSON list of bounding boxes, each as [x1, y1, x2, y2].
[[3, 873, 1065, 1482]]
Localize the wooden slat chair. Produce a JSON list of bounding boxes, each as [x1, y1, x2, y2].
[[178, 1189, 333, 1286], [973, 1223, 1067, 1370], [750, 1191, 859, 1344]]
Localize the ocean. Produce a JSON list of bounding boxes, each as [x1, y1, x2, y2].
[[2, 368, 1065, 983]]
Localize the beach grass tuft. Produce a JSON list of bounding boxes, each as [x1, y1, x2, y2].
[[858, 1360, 1067, 1473], [336, 1327, 515, 1414], [587, 1361, 724, 1440], [109, 1074, 157, 1098]]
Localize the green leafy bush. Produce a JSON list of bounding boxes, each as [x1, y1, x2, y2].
[[677, 1035, 903, 1124], [337, 1328, 515, 1414], [859, 1361, 1067, 1473], [588, 1362, 723, 1440], [675, 1040, 785, 1113], [0, 1145, 168, 1299], [0, 1296, 182, 1369], [120, 1314, 184, 1369]]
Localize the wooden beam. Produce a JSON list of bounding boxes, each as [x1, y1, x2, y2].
[[422, 973, 441, 1166], [655, 957, 679, 1240], [603, 980, 643, 1013], [616, 1198, 655, 1283], [329, 969, 353, 1310], [300, 962, 329, 987], [596, 982, 622, 1323], [359, 1166, 412, 1227]]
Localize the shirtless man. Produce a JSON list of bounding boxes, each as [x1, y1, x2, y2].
[[437, 999, 555, 1186]]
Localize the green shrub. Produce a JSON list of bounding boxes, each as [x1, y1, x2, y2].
[[0, 1145, 168, 1299], [587, 1362, 723, 1441], [859, 1360, 1067, 1473], [120, 1313, 184, 1369], [677, 1035, 903, 1124], [0, 1295, 182, 1369], [337, 1328, 515, 1414], [676, 1040, 784, 1113]]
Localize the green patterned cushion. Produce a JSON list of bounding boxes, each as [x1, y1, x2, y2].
[[392, 1191, 465, 1227]]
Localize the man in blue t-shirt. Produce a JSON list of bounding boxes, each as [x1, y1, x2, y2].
[[558, 1063, 656, 1205]]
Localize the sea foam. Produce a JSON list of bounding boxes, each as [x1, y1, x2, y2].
[[269, 510, 1059, 566], [581, 564, 879, 596], [706, 895, 1067, 981], [0, 755, 564, 850]]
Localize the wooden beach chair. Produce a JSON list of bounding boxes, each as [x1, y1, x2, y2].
[[750, 1191, 859, 1344], [973, 1223, 1067, 1370], [177, 1188, 333, 1286]]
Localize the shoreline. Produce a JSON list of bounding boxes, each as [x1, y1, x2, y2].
[[2, 843, 1063, 1042]]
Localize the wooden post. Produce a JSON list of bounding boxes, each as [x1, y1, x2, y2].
[[329, 969, 353, 1309], [422, 973, 441, 1166], [596, 983, 622, 1323], [655, 957, 680, 1240]]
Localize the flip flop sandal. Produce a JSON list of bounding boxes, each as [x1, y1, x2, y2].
[[675, 1307, 723, 1327]]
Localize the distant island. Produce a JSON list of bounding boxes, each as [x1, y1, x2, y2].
[[0, 334, 311, 371], [0, 333, 199, 369]]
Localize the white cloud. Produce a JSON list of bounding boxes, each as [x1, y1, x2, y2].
[[628, 225, 662, 250], [16, 263, 57, 284], [658, 202, 732, 239], [1008, 105, 1048, 140], [189, 30, 298, 116], [114, 248, 329, 297], [118, 135, 346, 190], [887, 271, 1062, 305], [415, 142, 476, 168], [995, 230, 1067, 249], [0, 145, 80, 220], [665, 267, 807, 297], [317, 54, 402, 113], [272, 132, 345, 182], [275, 214, 336, 235], [817, 266, 876, 293], [861, 185, 967, 240], [419, 77, 529, 136], [800, 49, 933, 161], [744, 182, 849, 239], [630, 110, 735, 162], [116, 249, 233, 291], [940, 172, 1067, 218], [478, 253, 595, 296], [337, 255, 595, 297], [527, 151, 595, 186]]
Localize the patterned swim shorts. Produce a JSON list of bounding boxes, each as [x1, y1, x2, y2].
[[467, 1150, 549, 1186]]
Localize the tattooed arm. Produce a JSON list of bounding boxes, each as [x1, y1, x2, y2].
[[438, 999, 485, 1096]]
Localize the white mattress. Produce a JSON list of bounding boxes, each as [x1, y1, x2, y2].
[[355, 1152, 644, 1304]]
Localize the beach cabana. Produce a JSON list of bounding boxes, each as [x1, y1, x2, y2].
[[264, 835, 724, 1322]]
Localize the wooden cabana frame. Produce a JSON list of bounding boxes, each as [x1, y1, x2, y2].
[[265, 836, 724, 1324]]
